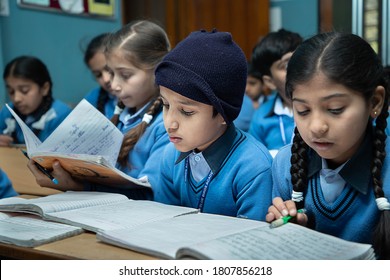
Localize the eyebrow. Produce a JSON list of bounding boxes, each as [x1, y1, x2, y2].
[[160, 93, 199, 106], [292, 93, 348, 103]]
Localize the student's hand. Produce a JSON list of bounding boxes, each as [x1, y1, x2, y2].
[[27, 159, 84, 191], [265, 197, 308, 226], [0, 135, 14, 147]]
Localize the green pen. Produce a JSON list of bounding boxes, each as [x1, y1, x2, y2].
[[270, 209, 306, 228]]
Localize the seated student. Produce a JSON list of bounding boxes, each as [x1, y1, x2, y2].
[[0, 168, 17, 198], [152, 29, 273, 221], [267, 32, 390, 259], [0, 56, 72, 146], [248, 29, 302, 157], [27, 20, 170, 200], [83, 33, 117, 119], [235, 61, 273, 131]]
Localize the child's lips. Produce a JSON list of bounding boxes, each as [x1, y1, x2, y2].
[[169, 135, 182, 143]]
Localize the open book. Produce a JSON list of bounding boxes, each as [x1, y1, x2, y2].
[[0, 211, 83, 247], [97, 213, 376, 260], [0, 191, 198, 233], [5, 99, 150, 188]]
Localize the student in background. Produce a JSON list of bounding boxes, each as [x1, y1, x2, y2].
[[0, 169, 17, 198], [83, 33, 117, 119], [248, 29, 302, 157], [0, 56, 72, 147], [235, 61, 273, 131], [27, 20, 170, 200], [152, 30, 273, 221], [267, 32, 390, 259]]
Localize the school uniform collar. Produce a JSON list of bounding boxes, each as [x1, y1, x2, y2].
[[175, 124, 237, 174], [307, 127, 372, 194]]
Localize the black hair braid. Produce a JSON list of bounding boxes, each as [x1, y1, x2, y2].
[[372, 92, 390, 259], [110, 100, 125, 126], [117, 97, 163, 167], [32, 95, 53, 135], [96, 88, 109, 114], [290, 127, 309, 209]]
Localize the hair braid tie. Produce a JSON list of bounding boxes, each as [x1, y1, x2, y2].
[[292, 191, 304, 202], [114, 105, 124, 115], [142, 113, 153, 124], [376, 197, 390, 211]]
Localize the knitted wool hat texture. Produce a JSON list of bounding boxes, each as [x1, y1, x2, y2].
[[155, 29, 247, 124]]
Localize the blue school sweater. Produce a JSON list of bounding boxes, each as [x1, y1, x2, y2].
[[272, 129, 390, 245], [0, 169, 17, 198], [86, 104, 169, 199], [249, 93, 294, 151], [0, 100, 72, 144], [84, 87, 117, 119], [151, 124, 273, 221]]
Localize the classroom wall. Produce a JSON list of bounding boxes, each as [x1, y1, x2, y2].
[[0, 1, 319, 107], [0, 1, 121, 107], [270, 0, 318, 39]]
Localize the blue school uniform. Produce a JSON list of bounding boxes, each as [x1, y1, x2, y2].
[[151, 124, 273, 221], [272, 127, 390, 245], [85, 102, 169, 199], [84, 87, 117, 119], [0, 100, 72, 144], [234, 94, 255, 132], [249, 93, 294, 153], [0, 169, 17, 198]]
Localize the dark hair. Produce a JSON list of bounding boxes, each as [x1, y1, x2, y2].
[[106, 20, 170, 167], [3, 56, 54, 137], [286, 32, 390, 259], [83, 33, 110, 114], [251, 28, 302, 77], [247, 61, 262, 80]]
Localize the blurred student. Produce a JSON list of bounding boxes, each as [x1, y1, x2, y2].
[[0, 56, 72, 146], [235, 61, 273, 131], [0, 169, 17, 198], [27, 20, 170, 200], [152, 29, 273, 221], [267, 32, 390, 259], [248, 29, 302, 157], [83, 33, 117, 119]]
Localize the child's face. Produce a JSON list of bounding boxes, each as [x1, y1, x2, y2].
[[88, 51, 112, 93], [160, 86, 227, 152], [5, 76, 48, 115], [264, 52, 293, 105], [106, 49, 157, 111], [245, 75, 263, 101], [292, 72, 382, 168]]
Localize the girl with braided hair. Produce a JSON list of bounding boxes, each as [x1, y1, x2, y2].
[[83, 33, 117, 119], [0, 56, 72, 146], [27, 20, 170, 200], [266, 32, 390, 259]]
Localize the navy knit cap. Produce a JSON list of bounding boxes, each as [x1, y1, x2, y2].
[[155, 29, 247, 124]]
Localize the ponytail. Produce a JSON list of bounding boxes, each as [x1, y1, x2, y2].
[[117, 97, 162, 167]]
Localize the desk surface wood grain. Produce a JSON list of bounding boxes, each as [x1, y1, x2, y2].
[[0, 147, 61, 196]]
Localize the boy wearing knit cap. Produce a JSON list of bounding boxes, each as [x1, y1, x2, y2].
[[152, 29, 273, 221]]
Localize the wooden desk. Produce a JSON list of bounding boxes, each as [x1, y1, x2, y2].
[[0, 232, 158, 260], [0, 147, 60, 196]]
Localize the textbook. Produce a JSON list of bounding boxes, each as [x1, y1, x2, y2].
[[5, 99, 151, 189], [0, 211, 83, 247], [0, 191, 375, 259], [0, 191, 198, 233], [97, 213, 376, 260]]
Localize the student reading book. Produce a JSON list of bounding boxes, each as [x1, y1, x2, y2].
[[6, 99, 150, 189], [152, 29, 273, 221], [27, 20, 170, 200], [0, 211, 83, 247]]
